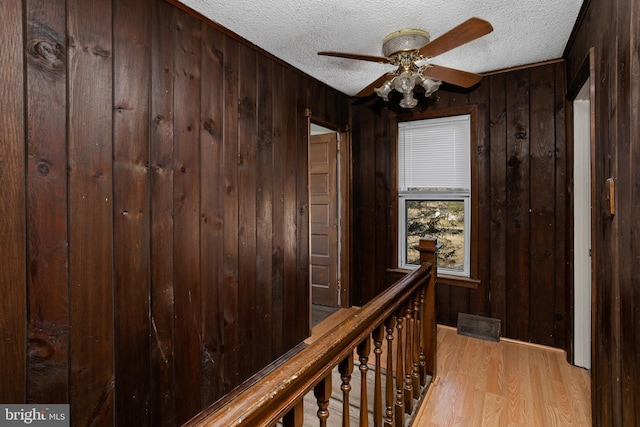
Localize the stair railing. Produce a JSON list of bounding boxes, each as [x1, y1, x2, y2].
[[183, 238, 438, 427]]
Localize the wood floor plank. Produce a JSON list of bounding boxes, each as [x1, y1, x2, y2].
[[418, 325, 591, 426], [298, 316, 591, 426]]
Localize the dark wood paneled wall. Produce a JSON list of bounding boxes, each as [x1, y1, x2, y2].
[[351, 62, 568, 349], [0, 0, 349, 425], [565, 0, 640, 425]]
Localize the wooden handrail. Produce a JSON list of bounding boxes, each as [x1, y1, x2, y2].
[[183, 262, 433, 427]]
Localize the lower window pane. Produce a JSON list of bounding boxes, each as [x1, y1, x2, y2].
[[405, 200, 465, 271]]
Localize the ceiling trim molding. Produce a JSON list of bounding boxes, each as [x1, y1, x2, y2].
[[562, 0, 593, 59], [481, 58, 564, 77]]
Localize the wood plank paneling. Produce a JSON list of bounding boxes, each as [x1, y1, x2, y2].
[[350, 104, 364, 305], [448, 287, 470, 326], [595, 35, 617, 427], [25, 0, 68, 404], [489, 73, 507, 326], [505, 68, 531, 341], [221, 33, 241, 394], [199, 22, 225, 408], [435, 283, 451, 326], [613, 1, 637, 426], [5, 0, 351, 424], [625, 3, 640, 424], [255, 53, 275, 369], [237, 41, 258, 378], [528, 64, 556, 346], [172, 10, 202, 423], [281, 66, 300, 348], [552, 61, 568, 351], [374, 108, 391, 297], [149, 1, 176, 424], [354, 103, 377, 305], [469, 80, 491, 317], [352, 63, 568, 348], [270, 64, 286, 360], [113, 0, 151, 424], [297, 79, 311, 325], [563, 0, 640, 423], [67, 0, 115, 423], [293, 73, 310, 346], [0, 0, 27, 405]]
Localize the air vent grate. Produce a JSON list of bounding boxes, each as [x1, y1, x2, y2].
[[456, 313, 501, 342]]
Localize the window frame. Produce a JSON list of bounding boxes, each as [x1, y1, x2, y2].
[[390, 105, 479, 282]]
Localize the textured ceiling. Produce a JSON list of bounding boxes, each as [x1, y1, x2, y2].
[[179, 0, 583, 96]]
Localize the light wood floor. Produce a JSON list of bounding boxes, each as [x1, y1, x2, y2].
[[414, 326, 592, 427]]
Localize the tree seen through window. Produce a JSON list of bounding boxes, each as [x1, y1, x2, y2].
[[405, 200, 465, 271]]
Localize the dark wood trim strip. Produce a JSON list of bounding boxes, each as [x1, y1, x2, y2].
[[566, 47, 595, 101], [437, 275, 480, 290], [562, 0, 593, 60], [386, 269, 479, 290], [482, 58, 564, 77]]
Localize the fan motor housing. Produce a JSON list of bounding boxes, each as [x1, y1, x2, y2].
[[382, 29, 430, 56]]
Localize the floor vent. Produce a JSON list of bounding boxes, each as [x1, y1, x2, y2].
[[456, 313, 501, 342]]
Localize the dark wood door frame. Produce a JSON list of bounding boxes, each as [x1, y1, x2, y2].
[[566, 47, 596, 368], [307, 113, 351, 308]]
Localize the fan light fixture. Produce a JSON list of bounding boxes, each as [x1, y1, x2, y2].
[[318, 17, 493, 109], [374, 29, 442, 108]]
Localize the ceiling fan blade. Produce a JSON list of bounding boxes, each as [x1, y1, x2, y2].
[[356, 72, 397, 97], [418, 17, 493, 59], [422, 64, 482, 88], [318, 51, 391, 64]]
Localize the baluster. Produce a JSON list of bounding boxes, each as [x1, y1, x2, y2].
[[404, 300, 414, 414], [394, 309, 405, 427], [412, 293, 421, 395], [282, 399, 304, 427], [418, 285, 427, 386], [314, 374, 332, 427], [357, 338, 371, 427], [384, 316, 395, 427], [338, 353, 354, 427], [372, 325, 384, 427]]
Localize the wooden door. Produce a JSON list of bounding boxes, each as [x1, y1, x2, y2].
[[310, 133, 339, 306]]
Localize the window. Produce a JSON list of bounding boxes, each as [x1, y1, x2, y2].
[[398, 114, 471, 276]]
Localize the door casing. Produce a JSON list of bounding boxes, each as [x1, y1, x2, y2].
[[308, 118, 351, 309]]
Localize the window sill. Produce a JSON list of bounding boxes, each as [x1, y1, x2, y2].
[[437, 274, 479, 290], [386, 268, 480, 290]]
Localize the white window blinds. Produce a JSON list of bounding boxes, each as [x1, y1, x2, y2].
[[398, 115, 470, 192]]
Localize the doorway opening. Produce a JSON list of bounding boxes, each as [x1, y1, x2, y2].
[[309, 123, 339, 309], [308, 119, 350, 326], [573, 77, 593, 370]]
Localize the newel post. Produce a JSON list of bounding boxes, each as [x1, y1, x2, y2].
[[417, 237, 438, 378]]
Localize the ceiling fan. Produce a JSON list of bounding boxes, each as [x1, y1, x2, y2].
[[318, 17, 493, 108]]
